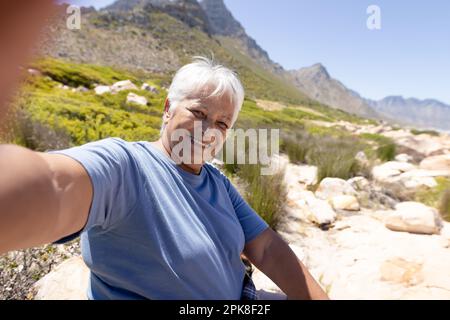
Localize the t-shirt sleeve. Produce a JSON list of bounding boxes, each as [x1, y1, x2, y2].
[[47, 137, 141, 241], [222, 173, 269, 244]]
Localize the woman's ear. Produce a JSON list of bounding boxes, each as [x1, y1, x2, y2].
[[163, 98, 171, 124], [164, 98, 170, 113]]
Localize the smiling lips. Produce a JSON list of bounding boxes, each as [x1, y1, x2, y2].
[[190, 136, 213, 148]]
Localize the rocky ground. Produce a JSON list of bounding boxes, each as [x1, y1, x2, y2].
[[253, 124, 450, 299], [0, 240, 80, 300]]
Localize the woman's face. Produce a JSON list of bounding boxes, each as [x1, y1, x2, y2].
[[161, 89, 236, 174]]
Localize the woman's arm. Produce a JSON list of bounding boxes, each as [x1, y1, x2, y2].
[[0, 144, 92, 254], [244, 228, 329, 300]]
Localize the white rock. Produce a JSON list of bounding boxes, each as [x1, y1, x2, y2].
[[264, 154, 289, 175], [33, 256, 89, 300], [304, 197, 337, 226], [400, 169, 449, 178], [315, 178, 357, 201], [330, 195, 360, 211], [372, 161, 416, 182], [347, 177, 370, 191], [371, 161, 439, 194], [284, 164, 318, 188], [286, 190, 316, 210], [94, 85, 111, 95], [395, 154, 413, 163], [401, 175, 437, 189], [420, 154, 450, 173], [385, 202, 442, 235], [111, 80, 138, 93], [127, 93, 148, 106]]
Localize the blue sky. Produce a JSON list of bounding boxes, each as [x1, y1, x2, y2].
[[67, 0, 450, 104]]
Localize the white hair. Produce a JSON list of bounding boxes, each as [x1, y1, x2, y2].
[[160, 56, 245, 134]]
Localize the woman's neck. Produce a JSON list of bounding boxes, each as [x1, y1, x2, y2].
[[151, 140, 203, 175]]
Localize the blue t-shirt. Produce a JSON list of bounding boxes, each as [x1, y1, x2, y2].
[[48, 138, 269, 300]]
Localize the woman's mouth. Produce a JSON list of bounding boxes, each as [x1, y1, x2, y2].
[[190, 136, 212, 148]]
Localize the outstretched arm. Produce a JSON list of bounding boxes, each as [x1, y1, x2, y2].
[[0, 144, 92, 254], [244, 228, 329, 300]]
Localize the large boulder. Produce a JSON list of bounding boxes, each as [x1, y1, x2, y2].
[[127, 93, 148, 106], [372, 162, 439, 199], [94, 85, 111, 95], [284, 164, 318, 188], [420, 154, 450, 173], [384, 202, 442, 235], [395, 153, 414, 163], [33, 256, 89, 300], [383, 132, 450, 157], [304, 197, 337, 227], [111, 80, 138, 93], [372, 161, 416, 182], [315, 178, 357, 201], [330, 195, 360, 211]]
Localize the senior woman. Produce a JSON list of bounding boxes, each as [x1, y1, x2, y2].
[[0, 57, 328, 300]]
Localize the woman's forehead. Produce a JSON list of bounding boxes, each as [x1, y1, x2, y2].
[[187, 94, 234, 112]]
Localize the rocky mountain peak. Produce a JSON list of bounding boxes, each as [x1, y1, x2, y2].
[[199, 0, 244, 36], [294, 63, 331, 82], [105, 0, 211, 33]]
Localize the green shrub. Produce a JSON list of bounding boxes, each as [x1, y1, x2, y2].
[[415, 177, 450, 221], [411, 129, 440, 136], [281, 130, 367, 182], [7, 60, 165, 147], [306, 136, 364, 182], [7, 108, 72, 151], [32, 58, 140, 89], [360, 133, 397, 162], [237, 163, 287, 230], [221, 133, 287, 229], [280, 131, 313, 164], [439, 189, 450, 222], [376, 143, 397, 162]]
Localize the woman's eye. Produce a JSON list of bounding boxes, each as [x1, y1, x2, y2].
[[191, 110, 205, 118]]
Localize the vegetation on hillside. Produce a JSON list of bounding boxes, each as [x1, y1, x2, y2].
[[1, 58, 398, 227]]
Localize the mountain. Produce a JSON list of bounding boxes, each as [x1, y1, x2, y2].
[[288, 64, 380, 118], [106, 0, 284, 76], [105, 0, 211, 33], [366, 96, 450, 131], [199, 0, 284, 76], [39, 0, 312, 105], [287, 63, 450, 131], [42, 0, 449, 131]]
